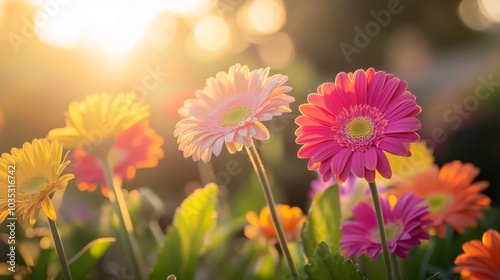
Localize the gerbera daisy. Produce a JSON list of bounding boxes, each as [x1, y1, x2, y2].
[[454, 229, 500, 280], [296, 68, 421, 183], [0, 139, 74, 224], [340, 194, 431, 259], [174, 63, 294, 162], [244, 204, 306, 244], [393, 161, 490, 238], [70, 121, 163, 196], [48, 92, 150, 154]]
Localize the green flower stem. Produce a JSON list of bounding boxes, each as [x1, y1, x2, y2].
[[393, 254, 404, 280], [245, 145, 300, 280], [47, 217, 72, 280], [368, 181, 394, 280], [419, 236, 436, 280], [100, 158, 145, 280]]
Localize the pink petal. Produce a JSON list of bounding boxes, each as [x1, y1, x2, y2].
[[367, 71, 386, 105], [330, 148, 352, 175], [364, 147, 377, 170], [384, 132, 420, 143], [375, 77, 399, 110], [376, 148, 392, 178], [354, 69, 367, 104], [351, 151, 365, 178], [379, 138, 410, 156], [385, 118, 421, 133]]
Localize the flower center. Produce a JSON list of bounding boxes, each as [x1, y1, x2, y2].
[[344, 116, 375, 142], [24, 178, 46, 193], [372, 222, 401, 243], [219, 105, 251, 127], [426, 193, 451, 213], [332, 105, 387, 152]]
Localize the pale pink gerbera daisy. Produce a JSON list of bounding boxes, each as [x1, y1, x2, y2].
[[174, 64, 293, 162], [296, 68, 421, 183], [340, 194, 431, 259]]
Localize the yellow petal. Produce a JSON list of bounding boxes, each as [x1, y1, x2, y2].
[[0, 211, 8, 224], [42, 198, 57, 221]]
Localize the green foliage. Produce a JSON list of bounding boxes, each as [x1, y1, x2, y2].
[[301, 185, 342, 259], [55, 237, 115, 280], [304, 242, 365, 280], [30, 248, 53, 280], [149, 183, 218, 280]]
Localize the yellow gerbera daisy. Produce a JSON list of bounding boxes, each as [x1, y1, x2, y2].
[[48, 92, 150, 154], [0, 139, 75, 224]]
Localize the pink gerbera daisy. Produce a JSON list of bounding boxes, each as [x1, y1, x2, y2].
[[296, 68, 421, 183], [71, 121, 163, 196], [340, 194, 431, 259], [174, 64, 294, 162]]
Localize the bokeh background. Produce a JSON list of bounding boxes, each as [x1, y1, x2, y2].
[[0, 0, 500, 275]]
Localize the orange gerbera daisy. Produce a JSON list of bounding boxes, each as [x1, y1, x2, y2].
[[70, 121, 163, 196], [393, 161, 490, 237], [244, 204, 306, 244], [454, 229, 500, 280]]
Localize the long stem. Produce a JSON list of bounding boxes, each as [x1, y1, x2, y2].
[[48, 217, 72, 280], [100, 158, 145, 279], [419, 236, 436, 280], [245, 145, 299, 280], [368, 181, 394, 280], [393, 254, 404, 280]]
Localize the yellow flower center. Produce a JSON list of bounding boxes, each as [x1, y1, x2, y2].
[[372, 223, 401, 242], [219, 105, 251, 127], [24, 178, 46, 193], [344, 116, 375, 142], [426, 193, 450, 213]]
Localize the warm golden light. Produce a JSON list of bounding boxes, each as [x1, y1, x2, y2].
[[458, 0, 493, 31], [166, 0, 213, 17], [194, 14, 230, 51], [33, 1, 170, 59], [257, 32, 295, 69], [479, 0, 500, 22], [238, 0, 286, 36]]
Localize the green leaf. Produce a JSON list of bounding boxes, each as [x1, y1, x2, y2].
[[30, 248, 53, 280], [55, 237, 116, 280], [149, 183, 218, 280], [302, 184, 341, 259], [304, 242, 365, 280]]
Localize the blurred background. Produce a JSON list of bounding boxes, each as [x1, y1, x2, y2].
[[0, 0, 500, 275]]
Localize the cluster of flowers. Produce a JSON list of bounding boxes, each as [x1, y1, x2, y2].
[[0, 65, 498, 279]]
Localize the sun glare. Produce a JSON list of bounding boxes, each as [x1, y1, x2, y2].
[[238, 0, 286, 36], [32, 0, 212, 60], [194, 14, 230, 51]]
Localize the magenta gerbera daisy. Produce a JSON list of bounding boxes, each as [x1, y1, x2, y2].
[[340, 194, 431, 259], [174, 64, 294, 162], [295, 68, 421, 183]]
